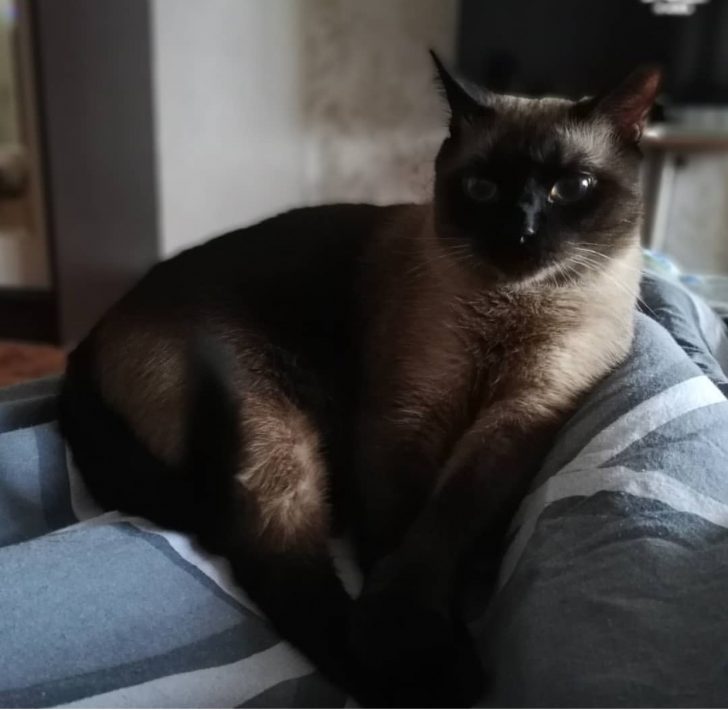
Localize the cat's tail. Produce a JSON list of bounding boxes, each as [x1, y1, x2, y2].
[[179, 334, 246, 551], [182, 336, 369, 702]]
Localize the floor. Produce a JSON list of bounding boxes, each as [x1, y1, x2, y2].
[[0, 341, 65, 388]]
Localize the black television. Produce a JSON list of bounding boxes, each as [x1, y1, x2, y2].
[[457, 0, 728, 107]]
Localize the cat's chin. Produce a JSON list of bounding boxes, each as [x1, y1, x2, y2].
[[435, 237, 564, 289], [479, 257, 583, 291], [512, 259, 575, 288]]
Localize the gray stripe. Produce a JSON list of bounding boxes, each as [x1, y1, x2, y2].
[[0, 376, 60, 404], [500, 462, 728, 588], [603, 401, 728, 503], [238, 672, 346, 708], [114, 523, 254, 616], [0, 427, 45, 546], [35, 424, 76, 532], [0, 395, 58, 434], [532, 315, 703, 487], [641, 273, 728, 386], [535, 492, 728, 548], [1, 621, 278, 708], [486, 492, 728, 707]]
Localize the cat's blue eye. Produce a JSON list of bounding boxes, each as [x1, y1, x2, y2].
[[549, 174, 596, 204], [463, 176, 499, 203]]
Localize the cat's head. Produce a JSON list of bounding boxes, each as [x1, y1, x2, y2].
[[431, 52, 661, 285]]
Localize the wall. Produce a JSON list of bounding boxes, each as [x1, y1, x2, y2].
[[151, 0, 457, 256], [299, 0, 456, 204], [152, 0, 308, 257], [662, 155, 728, 275]]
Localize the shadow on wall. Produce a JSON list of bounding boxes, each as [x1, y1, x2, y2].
[[297, 0, 456, 205]]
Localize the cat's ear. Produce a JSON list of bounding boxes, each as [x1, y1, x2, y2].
[[575, 65, 662, 143], [430, 50, 492, 134]]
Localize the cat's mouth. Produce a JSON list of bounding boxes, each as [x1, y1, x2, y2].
[[436, 220, 604, 288], [446, 236, 568, 286], [502, 247, 617, 289]]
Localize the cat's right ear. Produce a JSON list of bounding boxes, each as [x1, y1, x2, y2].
[[430, 50, 492, 135]]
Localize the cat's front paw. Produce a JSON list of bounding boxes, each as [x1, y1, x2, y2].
[[348, 591, 485, 708]]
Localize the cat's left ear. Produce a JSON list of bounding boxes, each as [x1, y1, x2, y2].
[[574, 65, 662, 143], [430, 50, 492, 135]]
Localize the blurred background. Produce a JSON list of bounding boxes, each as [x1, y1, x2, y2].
[[0, 0, 725, 384]]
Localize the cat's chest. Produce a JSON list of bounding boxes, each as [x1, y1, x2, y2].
[[451, 294, 562, 384], [384, 290, 563, 404]]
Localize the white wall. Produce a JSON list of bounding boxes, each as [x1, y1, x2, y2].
[[152, 0, 308, 257], [151, 0, 457, 257]]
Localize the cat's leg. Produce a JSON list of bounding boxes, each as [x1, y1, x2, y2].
[[206, 384, 364, 698], [353, 405, 463, 572], [350, 400, 564, 706], [353, 430, 440, 571]]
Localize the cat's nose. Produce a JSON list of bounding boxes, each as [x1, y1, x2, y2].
[[517, 217, 538, 245], [516, 204, 539, 241], [517, 188, 542, 243]]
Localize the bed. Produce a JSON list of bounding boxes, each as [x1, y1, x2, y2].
[[1, 271, 727, 708]]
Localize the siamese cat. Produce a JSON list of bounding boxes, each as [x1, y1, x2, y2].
[[60, 53, 660, 706]]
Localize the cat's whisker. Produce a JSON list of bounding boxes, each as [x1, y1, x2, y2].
[[577, 247, 655, 288], [572, 259, 635, 334], [573, 251, 653, 306], [553, 263, 572, 290], [569, 253, 657, 318], [572, 247, 613, 263]]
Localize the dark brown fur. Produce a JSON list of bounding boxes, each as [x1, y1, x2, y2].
[[59, 58, 660, 706]]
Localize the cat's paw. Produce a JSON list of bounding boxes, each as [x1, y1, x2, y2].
[[348, 591, 485, 708]]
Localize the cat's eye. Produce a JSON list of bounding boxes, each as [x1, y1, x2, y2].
[[463, 176, 499, 203], [549, 174, 596, 204]]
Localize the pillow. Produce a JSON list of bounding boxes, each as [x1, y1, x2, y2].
[[483, 311, 728, 706]]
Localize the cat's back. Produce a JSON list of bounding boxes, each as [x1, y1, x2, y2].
[[81, 202, 409, 357], [128, 203, 404, 315], [62, 203, 411, 477], [72, 202, 412, 392]]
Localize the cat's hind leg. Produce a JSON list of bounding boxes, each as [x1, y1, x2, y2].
[[194, 374, 361, 700]]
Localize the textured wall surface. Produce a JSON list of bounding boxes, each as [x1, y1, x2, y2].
[[662, 154, 728, 275], [299, 0, 457, 205]]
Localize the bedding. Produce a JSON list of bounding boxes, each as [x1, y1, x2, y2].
[[0, 272, 727, 708]]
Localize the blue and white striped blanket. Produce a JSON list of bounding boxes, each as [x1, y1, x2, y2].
[[1, 273, 727, 708]]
